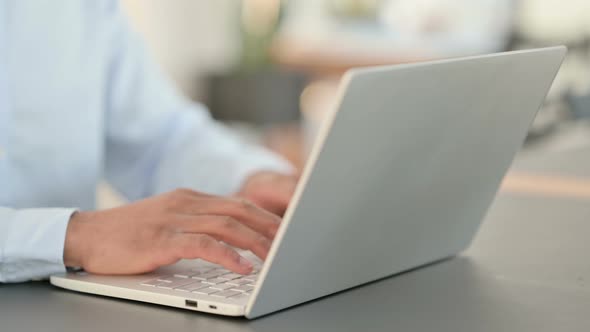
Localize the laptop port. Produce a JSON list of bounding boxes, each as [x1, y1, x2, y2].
[[209, 305, 217, 310], [185, 300, 198, 308]]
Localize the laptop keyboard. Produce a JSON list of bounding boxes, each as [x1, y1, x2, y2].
[[140, 266, 260, 300]]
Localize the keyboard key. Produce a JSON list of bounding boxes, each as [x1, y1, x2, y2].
[[184, 268, 221, 279], [190, 267, 214, 273], [157, 276, 186, 282], [228, 293, 251, 301], [202, 278, 227, 285], [211, 290, 242, 298], [243, 275, 258, 282], [174, 271, 204, 278], [218, 273, 242, 281], [173, 274, 190, 278], [193, 287, 219, 295], [174, 282, 210, 292], [210, 283, 235, 291], [157, 278, 198, 289], [230, 285, 254, 293], [226, 279, 252, 286], [194, 270, 226, 280], [140, 279, 166, 287]]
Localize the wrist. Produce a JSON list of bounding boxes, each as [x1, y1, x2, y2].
[[63, 211, 91, 268]]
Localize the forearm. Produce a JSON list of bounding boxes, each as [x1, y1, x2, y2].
[[106, 103, 293, 200], [150, 112, 294, 197], [0, 207, 77, 283]]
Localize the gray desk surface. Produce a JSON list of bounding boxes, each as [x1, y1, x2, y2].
[[2, 147, 590, 332]]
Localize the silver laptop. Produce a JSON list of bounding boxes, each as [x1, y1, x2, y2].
[[51, 47, 566, 319]]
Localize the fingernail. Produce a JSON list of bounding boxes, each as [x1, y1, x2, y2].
[[239, 256, 253, 270]]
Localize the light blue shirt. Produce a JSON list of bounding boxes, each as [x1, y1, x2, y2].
[[0, 1, 291, 282]]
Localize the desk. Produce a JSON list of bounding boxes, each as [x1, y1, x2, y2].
[[2, 147, 590, 331]]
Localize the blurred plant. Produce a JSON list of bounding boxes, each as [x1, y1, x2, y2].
[[238, 0, 284, 71], [328, 0, 381, 21]]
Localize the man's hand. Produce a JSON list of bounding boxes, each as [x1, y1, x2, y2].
[[238, 171, 299, 216], [63, 189, 281, 275]]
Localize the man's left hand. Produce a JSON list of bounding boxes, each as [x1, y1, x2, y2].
[[238, 171, 298, 216]]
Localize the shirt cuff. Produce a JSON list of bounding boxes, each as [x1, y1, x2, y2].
[[0, 208, 77, 283]]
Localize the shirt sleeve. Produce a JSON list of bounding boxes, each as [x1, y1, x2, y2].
[[102, 3, 293, 201], [0, 207, 77, 283]]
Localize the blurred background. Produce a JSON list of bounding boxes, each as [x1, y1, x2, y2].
[[103, 0, 590, 206]]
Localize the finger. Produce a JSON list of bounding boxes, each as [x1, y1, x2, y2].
[[169, 188, 216, 199], [245, 176, 298, 215], [165, 190, 281, 238], [178, 197, 281, 239], [250, 193, 291, 216], [171, 233, 253, 274], [176, 215, 272, 260], [277, 175, 298, 196], [247, 184, 295, 215]]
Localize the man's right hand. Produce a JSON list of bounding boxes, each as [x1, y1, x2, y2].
[[63, 189, 281, 275]]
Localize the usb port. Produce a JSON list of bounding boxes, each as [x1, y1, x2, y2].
[[185, 300, 198, 308], [209, 305, 217, 310]]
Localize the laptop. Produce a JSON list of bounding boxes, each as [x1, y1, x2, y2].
[[51, 47, 566, 319]]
